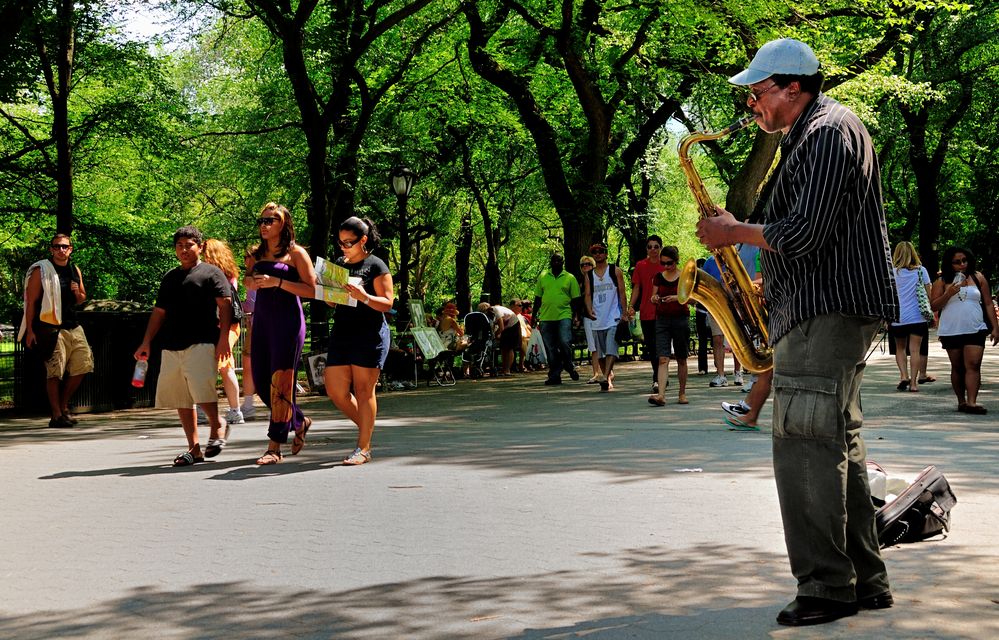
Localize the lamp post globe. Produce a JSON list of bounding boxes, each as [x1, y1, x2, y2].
[[390, 166, 414, 198]]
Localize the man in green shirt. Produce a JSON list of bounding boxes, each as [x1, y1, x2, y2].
[[531, 254, 581, 385]]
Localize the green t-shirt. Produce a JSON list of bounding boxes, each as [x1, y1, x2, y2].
[[534, 271, 580, 321]]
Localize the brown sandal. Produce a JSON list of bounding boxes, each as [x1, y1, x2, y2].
[[291, 417, 312, 455], [256, 449, 282, 465]]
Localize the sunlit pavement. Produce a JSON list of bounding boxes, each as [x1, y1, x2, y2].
[[2, 338, 998, 639]]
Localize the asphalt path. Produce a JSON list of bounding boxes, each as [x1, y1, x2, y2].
[[1, 339, 997, 639]]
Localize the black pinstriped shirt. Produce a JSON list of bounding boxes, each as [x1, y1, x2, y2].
[[760, 94, 899, 344]]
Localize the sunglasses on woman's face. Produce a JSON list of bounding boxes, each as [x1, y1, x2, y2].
[[257, 216, 280, 226], [338, 237, 361, 249], [661, 260, 676, 266]]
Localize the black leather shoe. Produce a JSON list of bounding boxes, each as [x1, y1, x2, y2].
[[859, 591, 894, 610], [776, 596, 858, 626]]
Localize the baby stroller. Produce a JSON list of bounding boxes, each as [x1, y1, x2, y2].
[[462, 311, 495, 378]]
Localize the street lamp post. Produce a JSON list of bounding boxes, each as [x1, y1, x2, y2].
[[390, 165, 415, 314]]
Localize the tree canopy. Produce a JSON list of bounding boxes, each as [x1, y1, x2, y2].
[[1, 0, 996, 326]]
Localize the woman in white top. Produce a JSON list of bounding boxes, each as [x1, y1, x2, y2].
[[930, 246, 998, 414], [889, 241, 932, 392]]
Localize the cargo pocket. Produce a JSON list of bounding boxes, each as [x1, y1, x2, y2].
[[772, 374, 841, 440]]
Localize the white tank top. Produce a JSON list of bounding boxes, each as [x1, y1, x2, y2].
[[937, 281, 988, 337], [591, 266, 622, 330]]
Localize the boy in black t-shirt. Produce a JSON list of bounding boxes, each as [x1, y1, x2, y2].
[[135, 226, 234, 467]]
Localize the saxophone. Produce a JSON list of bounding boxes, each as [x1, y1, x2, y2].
[[676, 116, 773, 374]]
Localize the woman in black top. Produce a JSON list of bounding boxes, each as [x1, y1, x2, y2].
[[325, 217, 394, 465]]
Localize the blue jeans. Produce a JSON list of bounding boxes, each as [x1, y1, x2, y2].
[[540, 319, 574, 381], [772, 314, 889, 602]]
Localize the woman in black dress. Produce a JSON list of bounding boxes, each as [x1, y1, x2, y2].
[[324, 217, 394, 465]]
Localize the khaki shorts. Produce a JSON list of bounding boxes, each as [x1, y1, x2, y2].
[[155, 343, 219, 409], [45, 325, 94, 379], [707, 313, 725, 337]]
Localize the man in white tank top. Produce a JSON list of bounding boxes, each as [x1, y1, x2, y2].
[[583, 243, 630, 391]]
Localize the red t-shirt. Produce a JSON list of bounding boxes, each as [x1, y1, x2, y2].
[[654, 273, 689, 318], [631, 259, 666, 321]]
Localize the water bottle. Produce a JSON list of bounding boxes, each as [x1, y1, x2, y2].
[[131, 358, 149, 388]]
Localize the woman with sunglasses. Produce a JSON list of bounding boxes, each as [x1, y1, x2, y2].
[[323, 216, 394, 465], [245, 202, 318, 464], [647, 246, 690, 406], [930, 246, 998, 414]]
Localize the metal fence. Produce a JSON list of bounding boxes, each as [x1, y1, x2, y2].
[[0, 326, 15, 409], [0, 316, 251, 414]]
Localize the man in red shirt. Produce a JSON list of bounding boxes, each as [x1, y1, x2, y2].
[[628, 235, 666, 393]]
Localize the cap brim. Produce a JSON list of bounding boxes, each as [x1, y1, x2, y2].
[[728, 68, 772, 86]]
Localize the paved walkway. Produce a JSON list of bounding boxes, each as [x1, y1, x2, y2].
[[2, 342, 998, 639]]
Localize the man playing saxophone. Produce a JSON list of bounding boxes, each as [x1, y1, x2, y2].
[[695, 39, 899, 627]]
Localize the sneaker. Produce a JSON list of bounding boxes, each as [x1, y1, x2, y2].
[[48, 415, 74, 428], [568, 368, 580, 381], [742, 375, 756, 393], [196, 406, 209, 424], [241, 403, 256, 420], [722, 401, 750, 418], [225, 408, 245, 424], [733, 371, 744, 386], [710, 375, 729, 388], [651, 382, 659, 394], [544, 378, 562, 386]]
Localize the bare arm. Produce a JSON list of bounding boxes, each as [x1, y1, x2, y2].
[[215, 296, 233, 362], [616, 267, 630, 319], [976, 273, 999, 345], [583, 273, 595, 319], [929, 276, 961, 312], [254, 246, 317, 298], [347, 271, 394, 312], [134, 307, 167, 360]]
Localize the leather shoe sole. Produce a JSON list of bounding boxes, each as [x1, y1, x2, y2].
[[859, 592, 894, 610], [777, 597, 858, 626]]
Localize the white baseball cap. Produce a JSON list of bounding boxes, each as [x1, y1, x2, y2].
[[728, 38, 820, 86]]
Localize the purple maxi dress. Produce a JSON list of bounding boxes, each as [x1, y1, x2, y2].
[[250, 260, 306, 442]]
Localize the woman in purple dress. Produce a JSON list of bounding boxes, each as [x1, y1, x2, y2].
[[244, 202, 317, 464]]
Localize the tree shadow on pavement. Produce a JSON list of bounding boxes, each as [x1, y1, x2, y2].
[[0, 543, 995, 640]]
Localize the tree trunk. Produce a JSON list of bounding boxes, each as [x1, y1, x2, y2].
[[455, 207, 473, 316], [726, 130, 781, 220]]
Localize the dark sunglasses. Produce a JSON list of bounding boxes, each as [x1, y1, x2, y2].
[[747, 82, 778, 102], [952, 258, 968, 265], [660, 260, 676, 266], [647, 244, 661, 250], [592, 249, 607, 254], [579, 263, 592, 268], [338, 237, 361, 249], [51, 244, 72, 250], [257, 216, 280, 226]]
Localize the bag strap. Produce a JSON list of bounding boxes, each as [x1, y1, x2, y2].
[[972, 272, 994, 332]]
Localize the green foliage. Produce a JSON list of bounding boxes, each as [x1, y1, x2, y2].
[[2, 0, 998, 325]]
